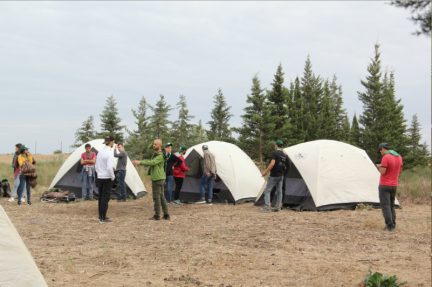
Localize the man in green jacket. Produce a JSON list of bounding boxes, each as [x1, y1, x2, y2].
[[132, 139, 169, 221]]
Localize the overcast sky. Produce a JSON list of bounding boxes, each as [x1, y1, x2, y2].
[[0, 1, 430, 155]]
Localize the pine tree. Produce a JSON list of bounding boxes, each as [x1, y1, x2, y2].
[[405, 114, 430, 168], [350, 113, 361, 147], [124, 96, 151, 161], [189, 120, 208, 146], [73, 115, 96, 147], [98, 95, 124, 143], [288, 77, 307, 145], [233, 73, 274, 170], [149, 94, 173, 143], [301, 55, 323, 142], [171, 95, 195, 148], [265, 63, 292, 151], [357, 44, 385, 163], [340, 114, 351, 143], [318, 79, 336, 139], [206, 88, 234, 141], [329, 75, 347, 140]]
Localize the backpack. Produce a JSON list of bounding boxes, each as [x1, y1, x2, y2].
[[21, 160, 36, 173]]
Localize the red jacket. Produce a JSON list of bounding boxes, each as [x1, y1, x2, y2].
[[173, 154, 189, 178]]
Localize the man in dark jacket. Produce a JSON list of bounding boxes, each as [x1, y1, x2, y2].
[[269, 150, 291, 209], [114, 143, 128, 202], [163, 143, 183, 205]]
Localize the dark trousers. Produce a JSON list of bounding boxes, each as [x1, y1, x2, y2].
[[173, 177, 184, 201], [17, 174, 31, 201], [117, 170, 127, 199], [379, 185, 397, 228], [98, 179, 113, 220], [152, 179, 168, 217], [270, 175, 286, 206]]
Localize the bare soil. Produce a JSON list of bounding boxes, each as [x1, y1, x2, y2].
[[1, 196, 430, 287]]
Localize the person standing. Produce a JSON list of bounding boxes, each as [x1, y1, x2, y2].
[[377, 143, 403, 232], [114, 143, 128, 202], [259, 140, 289, 213], [172, 145, 190, 206], [95, 136, 115, 223], [163, 142, 183, 205], [80, 143, 96, 200], [8, 143, 22, 202], [269, 150, 291, 210], [132, 139, 169, 220], [197, 145, 217, 205], [17, 145, 35, 205]]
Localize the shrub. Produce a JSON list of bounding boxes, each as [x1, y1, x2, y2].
[[53, 150, 62, 154], [364, 270, 406, 287]]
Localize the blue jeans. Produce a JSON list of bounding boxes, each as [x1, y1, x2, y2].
[[11, 175, 21, 198], [82, 171, 94, 199], [117, 170, 127, 199], [264, 176, 284, 210], [199, 172, 214, 201], [165, 175, 174, 203], [17, 174, 30, 201]]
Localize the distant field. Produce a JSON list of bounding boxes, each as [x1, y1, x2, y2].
[[0, 154, 70, 164]]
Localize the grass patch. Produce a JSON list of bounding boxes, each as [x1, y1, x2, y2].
[[397, 166, 431, 204]]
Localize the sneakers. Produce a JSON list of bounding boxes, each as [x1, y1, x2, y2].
[[167, 202, 170, 206], [117, 198, 126, 202], [206, 200, 213, 206], [149, 215, 160, 221], [27, 201, 32, 205], [271, 208, 281, 212], [258, 208, 270, 213], [17, 201, 21, 206], [8, 197, 14, 202], [195, 199, 206, 204], [99, 218, 113, 223], [382, 225, 395, 232], [173, 200, 183, 206], [163, 214, 170, 220]]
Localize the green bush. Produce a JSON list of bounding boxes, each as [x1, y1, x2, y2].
[[53, 150, 62, 154], [364, 270, 407, 287]]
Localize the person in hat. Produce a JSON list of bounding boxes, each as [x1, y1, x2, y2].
[[114, 143, 128, 202], [172, 145, 190, 206], [259, 140, 289, 213], [162, 142, 183, 205], [377, 143, 403, 232], [80, 143, 96, 200], [132, 139, 170, 220], [197, 144, 217, 205], [17, 145, 35, 205], [95, 135, 115, 223], [8, 143, 22, 202]]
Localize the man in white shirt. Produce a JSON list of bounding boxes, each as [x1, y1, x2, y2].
[[95, 135, 115, 223]]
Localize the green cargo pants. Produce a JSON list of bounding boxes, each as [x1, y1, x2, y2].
[[152, 179, 168, 217]]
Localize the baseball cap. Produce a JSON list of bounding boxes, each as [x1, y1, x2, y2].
[[274, 140, 284, 147], [20, 145, 30, 151], [202, 145, 208, 150], [165, 142, 173, 148], [378, 143, 391, 153], [179, 145, 188, 153]]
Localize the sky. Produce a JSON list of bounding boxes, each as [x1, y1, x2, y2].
[[0, 1, 430, 155]]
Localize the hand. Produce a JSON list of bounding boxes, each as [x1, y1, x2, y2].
[[214, 174, 217, 180], [261, 171, 267, 177], [111, 178, 114, 181], [132, 160, 141, 166], [376, 164, 380, 168], [206, 172, 210, 178], [114, 144, 117, 149]]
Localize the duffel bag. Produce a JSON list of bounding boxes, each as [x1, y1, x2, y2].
[[28, 178, 38, 188], [21, 161, 36, 173]]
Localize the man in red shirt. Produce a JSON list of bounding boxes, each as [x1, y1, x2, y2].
[[377, 143, 403, 232], [81, 143, 96, 200]]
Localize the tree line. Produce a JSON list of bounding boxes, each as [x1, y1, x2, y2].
[[73, 43, 430, 169]]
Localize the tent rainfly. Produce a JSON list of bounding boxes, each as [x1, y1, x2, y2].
[[173, 141, 265, 204], [255, 140, 399, 211], [0, 205, 48, 287], [49, 139, 146, 199]]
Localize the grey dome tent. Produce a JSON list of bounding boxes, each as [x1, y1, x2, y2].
[[49, 139, 146, 199], [255, 140, 399, 211]]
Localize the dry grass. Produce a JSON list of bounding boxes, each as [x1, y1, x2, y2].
[[1, 198, 430, 287]]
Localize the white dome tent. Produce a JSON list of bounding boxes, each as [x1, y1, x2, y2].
[[49, 139, 146, 199], [174, 141, 265, 204], [0, 205, 48, 287], [256, 140, 399, 211]]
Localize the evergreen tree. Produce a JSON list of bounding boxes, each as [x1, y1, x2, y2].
[[340, 114, 351, 143], [124, 96, 151, 161], [206, 88, 234, 141], [73, 115, 96, 147], [149, 94, 173, 143], [318, 79, 336, 139], [265, 63, 292, 151], [350, 113, 361, 147], [390, 0, 431, 37], [301, 55, 323, 142], [288, 77, 307, 145], [329, 75, 347, 140], [98, 95, 124, 143], [233, 73, 274, 170], [405, 114, 430, 167], [171, 95, 195, 148], [189, 120, 208, 146]]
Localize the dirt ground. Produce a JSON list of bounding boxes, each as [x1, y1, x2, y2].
[[0, 154, 69, 164], [1, 196, 430, 287]]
